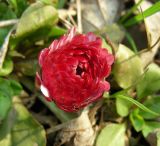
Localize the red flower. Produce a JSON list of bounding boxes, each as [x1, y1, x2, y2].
[[37, 28, 114, 112]]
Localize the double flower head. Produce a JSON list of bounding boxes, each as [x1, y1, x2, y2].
[[37, 28, 114, 112]]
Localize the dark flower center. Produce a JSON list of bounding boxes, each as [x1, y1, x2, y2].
[[76, 65, 85, 76]]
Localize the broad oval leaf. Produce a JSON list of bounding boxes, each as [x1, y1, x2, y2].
[[116, 97, 132, 117], [15, 2, 58, 38], [11, 97, 46, 146], [137, 63, 160, 99], [0, 78, 22, 121], [115, 94, 159, 116], [113, 44, 143, 88], [0, 97, 46, 146], [0, 133, 12, 146], [0, 108, 17, 141], [0, 92, 11, 121], [96, 123, 126, 146], [142, 121, 160, 146], [0, 58, 13, 76], [139, 96, 160, 119], [9, 80, 22, 96], [130, 109, 144, 132], [0, 78, 13, 97], [142, 121, 160, 138]]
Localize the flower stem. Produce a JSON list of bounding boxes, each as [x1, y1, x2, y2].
[[37, 94, 77, 122]]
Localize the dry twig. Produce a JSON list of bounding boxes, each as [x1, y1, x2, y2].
[[0, 19, 18, 28], [76, 0, 82, 33]]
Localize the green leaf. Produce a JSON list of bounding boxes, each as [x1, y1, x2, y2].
[[124, 1, 160, 27], [48, 26, 67, 37], [0, 78, 13, 97], [0, 78, 22, 121], [142, 122, 160, 146], [125, 31, 138, 53], [0, 92, 11, 121], [142, 121, 160, 137], [11, 97, 46, 146], [113, 44, 143, 88], [115, 94, 159, 116], [9, 80, 22, 95], [38, 94, 77, 122], [57, 0, 66, 8], [15, 2, 58, 38], [0, 2, 16, 46], [116, 97, 132, 117], [0, 133, 11, 146], [130, 109, 144, 132], [0, 108, 17, 140], [119, 0, 144, 23], [7, 0, 28, 17], [0, 58, 14, 76], [139, 96, 160, 119], [96, 123, 126, 146], [0, 28, 10, 47], [0, 97, 46, 146], [0, 78, 22, 98], [0, 3, 16, 20], [137, 63, 160, 99], [15, 59, 38, 76]]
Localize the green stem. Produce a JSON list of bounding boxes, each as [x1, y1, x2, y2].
[[37, 94, 77, 123]]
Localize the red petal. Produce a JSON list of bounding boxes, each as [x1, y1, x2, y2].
[[49, 27, 76, 52], [106, 54, 115, 65], [38, 48, 49, 66], [100, 81, 110, 91]]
